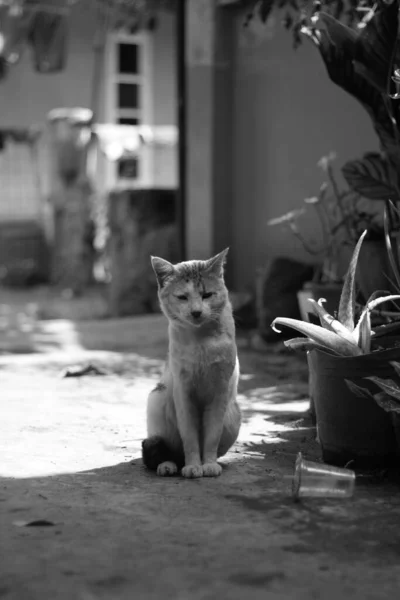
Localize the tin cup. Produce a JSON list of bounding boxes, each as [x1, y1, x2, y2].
[[292, 452, 356, 500]]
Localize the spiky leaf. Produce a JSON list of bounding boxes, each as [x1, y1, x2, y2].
[[284, 337, 332, 353], [367, 294, 400, 312], [355, 308, 371, 353], [373, 391, 400, 414], [271, 317, 362, 357], [345, 379, 374, 399], [309, 298, 358, 344], [342, 153, 397, 201], [338, 230, 367, 331]]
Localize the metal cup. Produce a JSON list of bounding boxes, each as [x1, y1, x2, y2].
[[292, 452, 356, 500]]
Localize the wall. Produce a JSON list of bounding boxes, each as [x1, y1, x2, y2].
[[151, 10, 178, 188], [230, 10, 379, 289]]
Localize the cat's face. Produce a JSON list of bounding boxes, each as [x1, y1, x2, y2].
[[151, 249, 229, 327]]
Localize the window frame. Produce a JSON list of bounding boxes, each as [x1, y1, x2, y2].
[[104, 31, 154, 189]]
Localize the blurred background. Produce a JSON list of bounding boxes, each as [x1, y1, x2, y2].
[[0, 0, 379, 346]]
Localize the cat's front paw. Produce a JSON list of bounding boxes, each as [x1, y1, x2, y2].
[[202, 462, 222, 477], [181, 464, 203, 478], [157, 461, 178, 477]]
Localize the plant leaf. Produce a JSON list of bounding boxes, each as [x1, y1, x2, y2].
[[384, 202, 400, 292], [373, 321, 400, 338], [373, 391, 400, 414], [307, 10, 398, 160], [390, 362, 400, 379], [271, 317, 362, 357], [308, 298, 358, 344], [284, 337, 332, 353], [367, 294, 400, 312], [338, 230, 367, 331], [342, 153, 398, 201], [352, 1, 399, 94], [345, 379, 374, 399], [259, 0, 274, 23], [366, 376, 400, 400], [355, 308, 371, 353]]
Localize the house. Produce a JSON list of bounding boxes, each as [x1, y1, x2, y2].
[[0, 0, 178, 287], [0, 0, 379, 295]]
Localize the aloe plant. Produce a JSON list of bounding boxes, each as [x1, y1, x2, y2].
[[272, 230, 400, 356]]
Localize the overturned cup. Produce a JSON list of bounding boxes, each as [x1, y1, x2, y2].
[[292, 452, 356, 500]]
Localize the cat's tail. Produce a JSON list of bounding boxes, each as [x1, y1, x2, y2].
[[142, 435, 184, 471]]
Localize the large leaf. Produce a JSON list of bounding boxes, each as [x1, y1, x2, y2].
[[391, 361, 400, 378], [384, 202, 400, 291], [345, 379, 374, 399], [338, 230, 367, 331], [366, 376, 400, 400], [373, 391, 400, 414], [271, 317, 362, 356], [309, 20, 384, 124], [352, 1, 400, 94], [308, 9, 399, 159], [342, 153, 398, 201]]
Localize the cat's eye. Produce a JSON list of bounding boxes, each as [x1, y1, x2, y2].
[[177, 294, 188, 301], [202, 292, 213, 299]]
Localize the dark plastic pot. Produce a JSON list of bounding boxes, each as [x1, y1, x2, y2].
[[308, 346, 400, 468]]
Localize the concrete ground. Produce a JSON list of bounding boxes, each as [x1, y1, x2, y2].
[[1, 289, 400, 599]]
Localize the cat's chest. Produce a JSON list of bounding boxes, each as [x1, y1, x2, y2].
[[170, 337, 235, 384]]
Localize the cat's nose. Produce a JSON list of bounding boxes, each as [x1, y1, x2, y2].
[[191, 310, 202, 319]]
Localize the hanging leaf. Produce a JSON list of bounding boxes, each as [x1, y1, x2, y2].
[[342, 153, 398, 201], [373, 391, 400, 413], [384, 202, 400, 291], [352, 0, 399, 94], [259, 0, 275, 22], [345, 379, 374, 399], [306, 10, 397, 158], [283, 11, 293, 29], [366, 376, 400, 400], [338, 230, 367, 331]]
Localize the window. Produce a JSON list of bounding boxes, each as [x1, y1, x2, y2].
[[104, 32, 153, 188]]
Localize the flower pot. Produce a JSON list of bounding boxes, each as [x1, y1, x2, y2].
[[308, 347, 400, 468]]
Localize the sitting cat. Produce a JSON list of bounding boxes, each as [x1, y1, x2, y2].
[[142, 248, 241, 478]]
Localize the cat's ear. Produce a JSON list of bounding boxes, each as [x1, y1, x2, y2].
[[151, 256, 175, 287], [204, 248, 229, 277]]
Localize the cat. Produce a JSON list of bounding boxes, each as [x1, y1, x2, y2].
[[142, 248, 242, 478]]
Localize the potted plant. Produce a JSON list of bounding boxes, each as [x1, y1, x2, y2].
[[298, 1, 400, 289], [260, 0, 400, 304], [268, 151, 384, 321], [272, 230, 400, 468]]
